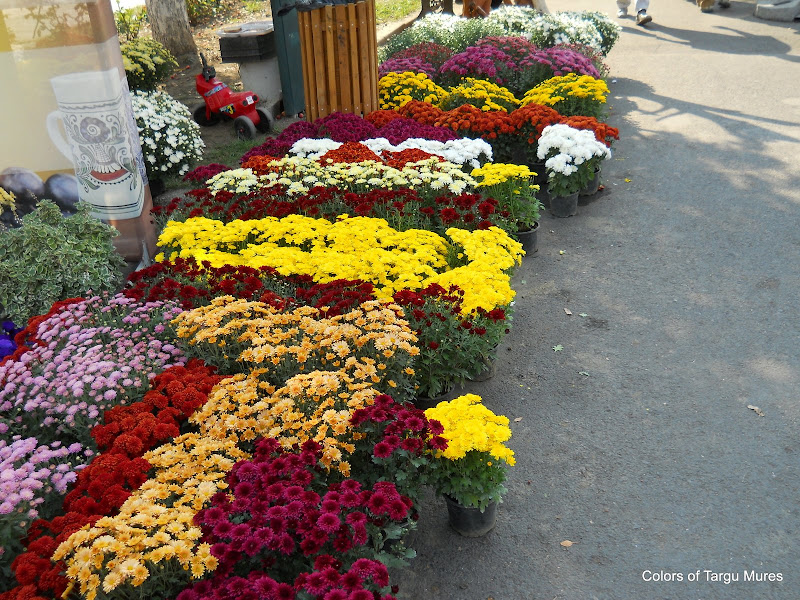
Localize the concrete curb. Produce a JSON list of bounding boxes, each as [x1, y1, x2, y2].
[[753, 0, 800, 21], [376, 10, 420, 46]]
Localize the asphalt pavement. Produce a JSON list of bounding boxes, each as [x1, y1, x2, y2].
[[392, 1, 800, 598]]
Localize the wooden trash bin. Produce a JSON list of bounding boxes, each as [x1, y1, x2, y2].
[[297, 0, 379, 122]]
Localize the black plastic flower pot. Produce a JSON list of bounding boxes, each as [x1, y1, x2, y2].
[[549, 191, 578, 218], [514, 221, 539, 255], [444, 496, 498, 537], [578, 166, 601, 203]]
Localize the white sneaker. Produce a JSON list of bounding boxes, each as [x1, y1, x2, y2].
[[617, 7, 628, 16]]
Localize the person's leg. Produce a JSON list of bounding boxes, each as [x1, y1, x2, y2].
[[532, 0, 549, 12], [634, 0, 652, 24], [617, 0, 631, 17]]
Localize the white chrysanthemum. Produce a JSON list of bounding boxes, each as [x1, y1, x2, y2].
[[290, 137, 340, 159], [536, 123, 610, 194], [131, 90, 204, 180]]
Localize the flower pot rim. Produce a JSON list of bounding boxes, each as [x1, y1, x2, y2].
[[444, 494, 498, 511], [444, 491, 504, 506], [516, 220, 539, 235], [548, 190, 579, 217], [417, 383, 455, 402]]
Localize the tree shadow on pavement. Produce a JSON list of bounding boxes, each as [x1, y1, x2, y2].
[[391, 85, 800, 595], [622, 22, 800, 64], [609, 77, 800, 151], [389, 28, 800, 599]]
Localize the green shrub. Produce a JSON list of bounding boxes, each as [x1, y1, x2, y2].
[[484, 5, 541, 35], [0, 200, 125, 325], [121, 36, 178, 91], [379, 13, 503, 61], [186, 0, 222, 25], [113, 3, 147, 42], [572, 11, 621, 55]]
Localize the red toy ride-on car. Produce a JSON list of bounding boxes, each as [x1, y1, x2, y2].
[[192, 53, 272, 139]]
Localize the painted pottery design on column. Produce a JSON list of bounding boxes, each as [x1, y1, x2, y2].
[[46, 68, 144, 220]]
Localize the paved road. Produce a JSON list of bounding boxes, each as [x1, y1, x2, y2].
[[394, 1, 800, 599]]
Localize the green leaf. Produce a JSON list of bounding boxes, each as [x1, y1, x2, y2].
[[552, 344, 563, 352], [0, 200, 123, 324]]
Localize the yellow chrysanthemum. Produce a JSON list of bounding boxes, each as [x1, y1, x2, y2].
[[53, 434, 245, 598], [440, 78, 520, 113], [158, 217, 521, 314], [378, 71, 447, 109], [520, 73, 609, 118], [425, 393, 515, 465]]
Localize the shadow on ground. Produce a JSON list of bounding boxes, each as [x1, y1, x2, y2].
[[389, 41, 800, 600]]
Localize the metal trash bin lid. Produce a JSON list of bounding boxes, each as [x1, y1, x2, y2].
[[217, 20, 275, 38]]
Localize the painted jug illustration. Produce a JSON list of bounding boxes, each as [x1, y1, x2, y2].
[[46, 68, 144, 220]]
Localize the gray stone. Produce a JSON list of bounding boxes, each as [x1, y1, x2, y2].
[[754, 0, 800, 21]]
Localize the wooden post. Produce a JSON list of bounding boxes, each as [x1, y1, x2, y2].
[[346, 2, 362, 115], [322, 5, 337, 117], [355, 0, 371, 114], [298, 0, 379, 122], [334, 4, 352, 113]]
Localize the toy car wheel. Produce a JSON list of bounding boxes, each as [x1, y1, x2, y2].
[[254, 108, 273, 134], [192, 104, 220, 126], [234, 116, 258, 140]]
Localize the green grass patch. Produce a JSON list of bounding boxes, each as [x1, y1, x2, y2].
[[237, 0, 415, 23], [163, 136, 261, 190], [375, 0, 418, 25], [201, 137, 262, 167], [238, 0, 415, 26]]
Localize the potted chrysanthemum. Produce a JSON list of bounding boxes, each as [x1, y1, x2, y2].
[[560, 115, 619, 200], [393, 283, 512, 400], [536, 123, 611, 217], [131, 90, 204, 195], [521, 73, 610, 119], [471, 162, 542, 254], [378, 71, 447, 110], [424, 393, 515, 537]]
